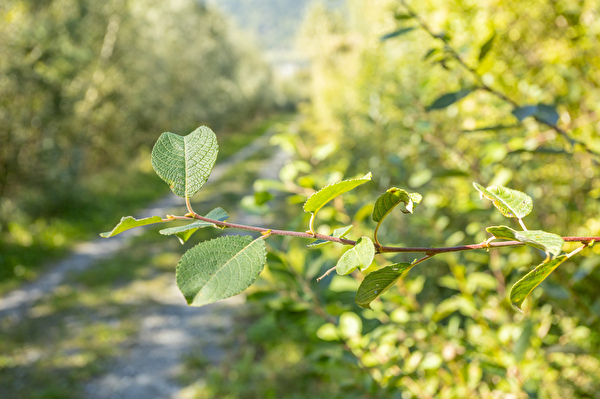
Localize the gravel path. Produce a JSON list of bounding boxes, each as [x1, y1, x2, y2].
[[0, 128, 291, 398]]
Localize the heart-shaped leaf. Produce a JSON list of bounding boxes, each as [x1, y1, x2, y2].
[[151, 126, 218, 198], [307, 225, 353, 248], [100, 216, 164, 238], [486, 225, 564, 258], [473, 183, 533, 219], [160, 208, 229, 244], [510, 255, 568, 311], [355, 263, 413, 309], [177, 235, 267, 306], [336, 237, 375, 275]]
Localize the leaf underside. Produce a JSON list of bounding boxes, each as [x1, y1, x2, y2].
[[100, 216, 163, 238], [510, 255, 568, 311], [473, 183, 533, 219], [355, 263, 413, 309], [486, 225, 564, 257], [151, 125, 218, 198], [159, 208, 229, 244], [176, 235, 267, 306], [304, 173, 372, 215], [336, 237, 375, 275], [372, 187, 422, 223]]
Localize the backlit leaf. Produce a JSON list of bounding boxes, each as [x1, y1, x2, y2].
[[176, 235, 267, 306], [510, 255, 568, 311], [100, 216, 163, 238], [372, 187, 422, 223], [304, 173, 371, 218], [426, 89, 473, 111], [486, 225, 564, 258], [159, 208, 229, 244], [355, 263, 413, 309], [307, 225, 353, 248], [151, 125, 218, 198], [473, 183, 533, 219], [336, 237, 375, 275]]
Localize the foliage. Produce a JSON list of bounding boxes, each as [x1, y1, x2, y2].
[[0, 0, 276, 289]]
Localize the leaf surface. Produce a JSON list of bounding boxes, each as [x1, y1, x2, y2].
[[372, 187, 422, 223], [473, 183, 532, 219], [100, 216, 163, 238], [486, 225, 564, 257], [151, 126, 218, 198], [510, 255, 568, 311], [304, 173, 371, 214], [512, 104, 559, 126], [426, 89, 473, 111], [307, 225, 353, 248], [478, 33, 495, 61], [177, 235, 267, 306], [336, 237, 375, 275], [380, 27, 415, 41], [159, 208, 229, 244], [355, 263, 413, 309]]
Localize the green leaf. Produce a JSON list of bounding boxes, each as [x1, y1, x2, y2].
[[486, 225, 564, 258], [355, 263, 413, 309], [512, 104, 559, 126], [380, 27, 415, 41], [372, 187, 422, 223], [304, 173, 371, 232], [100, 216, 163, 238], [159, 208, 229, 244], [478, 33, 495, 61], [473, 183, 533, 219], [307, 225, 353, 248], [151, 125, 218, 198], [510, 255, 569, 311], [426, 89, 473, 111], [176, 235, 267, 306], [336, 237, 375, 275]]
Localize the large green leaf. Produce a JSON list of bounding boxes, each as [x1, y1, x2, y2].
[[509, 255, 568, 311], [176, 235, 267, 306], [151, 126, 218, 198], [355, 263, 413, 309], [486, 225, 564, 258], [478, 33, 495, 61], [100, 216, 163, 238], [159, 208, 229, 244], [336, 237, 375, 275], [473, 183, 533, 219], [372, 187, 422, 222], [307, 225, 353, 248]]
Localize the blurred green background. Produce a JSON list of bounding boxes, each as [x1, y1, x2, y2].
[[1, 0, 600, 398]]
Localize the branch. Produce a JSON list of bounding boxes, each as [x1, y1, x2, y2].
[[398, 0, 600, 159], [172, 214, 599, 255]]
